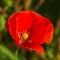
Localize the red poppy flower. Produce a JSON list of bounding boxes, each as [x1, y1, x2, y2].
[[6, 11, 53, 55]]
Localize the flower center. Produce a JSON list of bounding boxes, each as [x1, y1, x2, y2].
[[18, 32, 29, 43], [22, 33, 29, 40], [21, 33, 29, 42]]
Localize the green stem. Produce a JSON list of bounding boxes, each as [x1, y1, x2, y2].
[[15, 47, 19, 60]]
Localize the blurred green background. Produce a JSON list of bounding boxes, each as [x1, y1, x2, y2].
[[0, 0, 60, 60]]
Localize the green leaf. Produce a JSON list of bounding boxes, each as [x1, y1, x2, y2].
[[46, 48, 54, 59], [0, 45, 17, 60], [0, 45, 26, 60], [0, 16, 6, 31], [5, 0, 13, 7]]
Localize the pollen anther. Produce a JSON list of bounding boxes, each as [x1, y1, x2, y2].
[[22, 33, 29, 40]]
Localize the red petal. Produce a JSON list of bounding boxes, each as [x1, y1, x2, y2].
[[42, 18, 53, 44], [6, 11, 34, 46], [20, 42, 33, 50], [16, 11, 34, 45], [16, 11, 33, 32], [34, 45, 44, 55], [29, 11, 53, 44], [6, 12, 19, 42]]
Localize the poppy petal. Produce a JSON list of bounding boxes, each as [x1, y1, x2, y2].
[[16, 11, 33, 32], [34, 45, 44, 55], [15, 11, 34, 45], [42, 18, 53, 43], [6, 12, 19, 41], [29, 11, 53, 44]]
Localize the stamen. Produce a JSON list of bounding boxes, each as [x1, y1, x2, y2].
[[18, 32, 29, 43], [22, 33, 29, 40], [18, 32, 21, 38]]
